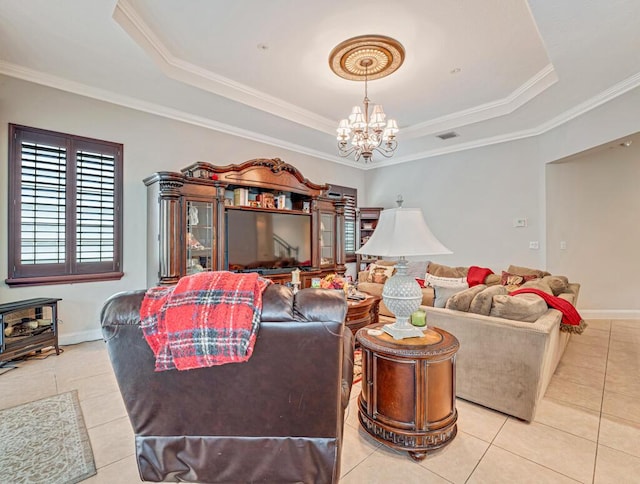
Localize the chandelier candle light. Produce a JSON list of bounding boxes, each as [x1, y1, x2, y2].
[[356, 198, 452, 339], [330, 35, 405, 163]]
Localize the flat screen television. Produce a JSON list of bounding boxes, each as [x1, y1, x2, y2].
[[225, 209, 312, 272]]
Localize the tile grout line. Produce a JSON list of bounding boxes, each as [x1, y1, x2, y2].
[[591, 319, 613, 484], [464, 410, 510, 482]]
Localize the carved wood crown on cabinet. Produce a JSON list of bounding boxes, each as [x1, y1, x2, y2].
[[144, 158, 346, 286]]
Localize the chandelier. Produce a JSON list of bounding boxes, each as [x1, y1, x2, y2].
[[329, 35, 405, 163]]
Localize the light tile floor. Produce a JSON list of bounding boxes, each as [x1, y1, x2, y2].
[[1, 319, 638, 483]]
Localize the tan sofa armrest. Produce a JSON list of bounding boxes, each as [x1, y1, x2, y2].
[[358, 271, 369, 283]]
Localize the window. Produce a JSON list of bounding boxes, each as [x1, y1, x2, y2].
[[327, 184, 357, 263], [6, 124, 123, 286]]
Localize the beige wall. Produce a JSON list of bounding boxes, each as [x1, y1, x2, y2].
[[0, 75, 365, 343], [2, 73, 639, 340], [364, 138, 544, 271], [365, 85, 640, 313], [546, 133, 640, 310]]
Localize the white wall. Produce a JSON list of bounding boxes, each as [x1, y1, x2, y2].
[[365, 85, 640, 312], [364, 138, 545, 271], [0, 75, 365, 343]]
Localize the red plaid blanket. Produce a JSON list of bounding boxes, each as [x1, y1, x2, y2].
[[140, 271, 271, 371]]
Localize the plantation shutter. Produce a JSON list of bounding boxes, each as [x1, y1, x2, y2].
[[7, 124, 123, 286], [327, 184, 357, 263], [20, 139, 67, 266], [75, 145, 116, 269]]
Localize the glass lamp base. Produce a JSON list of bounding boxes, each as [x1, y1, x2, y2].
[[382, 321, 425, 340]]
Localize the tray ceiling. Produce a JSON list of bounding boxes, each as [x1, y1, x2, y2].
[[1, 0, 639, 168]]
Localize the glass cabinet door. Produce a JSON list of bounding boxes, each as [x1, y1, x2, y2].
[[186, 200, 214, 274], [320, 212, 335, 266]]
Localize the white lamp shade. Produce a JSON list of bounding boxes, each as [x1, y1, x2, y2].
[[355, 207, 452, 257]]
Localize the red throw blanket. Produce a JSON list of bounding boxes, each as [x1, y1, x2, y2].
[[140, 271, 271, 371], [509, 288, 587, 334], [467, 266, 494, 287]]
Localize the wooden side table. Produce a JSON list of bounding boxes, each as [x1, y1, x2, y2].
[[356, 323, 459, 461], [345, 295, 380, 337]]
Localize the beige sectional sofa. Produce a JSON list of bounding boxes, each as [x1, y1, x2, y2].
[[358, 261, 581, 422]]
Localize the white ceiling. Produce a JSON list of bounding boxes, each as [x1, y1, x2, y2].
[[1, 0, 639, 169]]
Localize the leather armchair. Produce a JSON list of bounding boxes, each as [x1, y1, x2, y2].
[[100, 285, 354, 483]]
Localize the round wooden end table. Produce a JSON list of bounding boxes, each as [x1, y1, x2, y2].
[[345, 295, 380, 337], [356, 323, 459, 461]]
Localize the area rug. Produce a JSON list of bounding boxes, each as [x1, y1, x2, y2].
[[0, 390, 96, 483], [353, 348, 362, 384]]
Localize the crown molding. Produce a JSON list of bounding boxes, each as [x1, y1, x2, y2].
[[367, 70, 640, 169], [113, 1, 562, 142], [401, 64, 558, 139], [2, 56, 639, 172], [0, 60, 359, 169], [113, 0, 338, 136]]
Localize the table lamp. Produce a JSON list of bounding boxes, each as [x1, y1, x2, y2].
[[356, 203, 452, 339]]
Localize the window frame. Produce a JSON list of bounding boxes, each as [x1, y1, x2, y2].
[[6, 124, 124, 287]]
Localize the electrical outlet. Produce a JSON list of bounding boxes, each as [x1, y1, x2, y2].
[[560, 241, 567, 250], [529, 241, 539, 250]]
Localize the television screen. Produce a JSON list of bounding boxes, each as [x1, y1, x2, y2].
[[226, 210, 312, 272]]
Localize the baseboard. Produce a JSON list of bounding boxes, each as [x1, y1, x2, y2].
[[580, 309, 640, 320], [59, 328, 103, 346]]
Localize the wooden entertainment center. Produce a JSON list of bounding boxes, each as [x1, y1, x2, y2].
[[144, 158, 346, 287]]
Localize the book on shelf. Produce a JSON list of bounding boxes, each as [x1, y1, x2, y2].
[[233, 188, 249, 206]]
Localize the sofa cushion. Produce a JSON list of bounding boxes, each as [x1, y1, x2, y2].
[[368, 263, 396, 284], [445, 285, 486, 312], [520, 279, 554, 295], [425, 273, 467, 288], [541, 275, 569, 296], [427, 262, 468, 278], [501, 271, 539, 292], [490, 294, 548, 322], [433, 284, 469, 308], [506, 265, 551, 278], [468, 285, 508, 315], [485, 273, 502, 286]]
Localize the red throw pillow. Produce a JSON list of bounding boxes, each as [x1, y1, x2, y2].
[[415, 278, 425, 288]]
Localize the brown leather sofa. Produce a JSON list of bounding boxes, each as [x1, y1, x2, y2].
[[100, 285, 354, 483]]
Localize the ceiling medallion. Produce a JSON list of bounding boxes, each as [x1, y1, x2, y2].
[[329, 35, 405, 81], [330, 35, 405, 163]]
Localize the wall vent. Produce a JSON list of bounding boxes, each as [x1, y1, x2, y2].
[[436, 131, 459, 140]]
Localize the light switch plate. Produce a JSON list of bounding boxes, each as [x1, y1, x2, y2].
[[513, 218, 527, 227]]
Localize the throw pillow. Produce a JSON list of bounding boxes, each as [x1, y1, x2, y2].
[[490, 294, 548, 322], [468, 285, 508, 315], [433, 283, 469, 308], [367, 263, 396, 284], [520, 279, 554, 295], [425, 273, 467, 288], [541, 275, 569, 296], [446, 285, 486, 312], [427, 262, 469, 278], [506, 264, 551, 278], [415, 278, 426, 288], [500, 271, 539, 292]]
